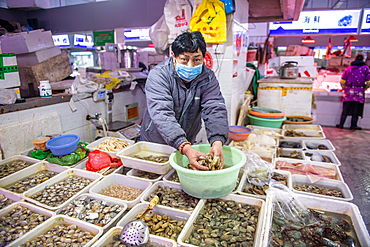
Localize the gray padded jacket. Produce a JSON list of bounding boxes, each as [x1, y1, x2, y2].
[[140, 57, 229, 149]]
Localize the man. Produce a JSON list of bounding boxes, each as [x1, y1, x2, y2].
[[141, 31, 229, 170]]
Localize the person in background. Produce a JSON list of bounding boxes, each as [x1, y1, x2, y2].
[[336, 54, 370, 130], [141, 31, 229, 170]]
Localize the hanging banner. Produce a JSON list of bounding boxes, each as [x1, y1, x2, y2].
[[360, 8, 370, 34], [93, 31, 114, 46]]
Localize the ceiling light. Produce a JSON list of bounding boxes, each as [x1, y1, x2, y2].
[[348, 35, 359, 42], [301, 36, 315, 43]]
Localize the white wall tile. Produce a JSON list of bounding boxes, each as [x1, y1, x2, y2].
[[0, 112, 19, 128]]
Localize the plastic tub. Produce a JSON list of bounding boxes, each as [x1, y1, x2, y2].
[[91, 226, 177, 247], [304, 150, 341, 166], [0, 155, 41, 179], [177, 194, 266, 247], [229, 125, 252, 141], [249, 106, 285, 118], [126, 169, 164, 182], [163, 169, 180, 185], [86, 137, 135, 159], [55, 193, 128, 231], [247, 125, 283, 137], [282, 129, 326, 139], [291, 175, 353, 201], [46, 134, 80, 156], [247, 113, 286, 129], [32, 136, 50, 151], [23, 169, 102, 211], [74, 160, 123, 176], [283, 115, 314, 124], [117, 141, 176, 175], [169, 144, 246, 199], [0, 187, 23, 210], [0, 161, 68, 196], [140, 181, 200, 214], [10, 215, 103, 247], [89, 174, 152, 208], [283, 124, 323, 132], [303, 139, 336, 151], [277, 148, 305, 160]]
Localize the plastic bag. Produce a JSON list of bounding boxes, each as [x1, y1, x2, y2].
[[30, 149, 52, 160], [164, 0, 193, 43], [72, 75, 99, 93], [149, 15, 170, 54], [47, 142, 89, 166], [189, 0, 227, 43], [0, 89, 16, 105], [86, 150, 123, 172], [93, 71, 121, 90]]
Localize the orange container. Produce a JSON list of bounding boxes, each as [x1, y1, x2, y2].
[[32, 137, 50, 151]]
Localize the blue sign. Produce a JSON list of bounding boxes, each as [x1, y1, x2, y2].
[[361, 9, 370, 33], [73, 34, 94, 49], [52, 35, 70, 48], [124, 29, 150, 41]]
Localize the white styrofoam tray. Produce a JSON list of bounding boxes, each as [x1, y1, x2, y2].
[[23, 169, 102, 211], [10, 215, 103, 247], [89, 174, 152, 208], [282, 124, 323, 132], [230, 135, 280, 148], [163, 169, 180, 185], [91, 226, 178, 246], [302, 139, 336, 151], [74, 160, 124, 176], [140, 181, 199, 214], [55, 193, 128, 231], [116, 202, 191, 240], [278, 139, 304, 149], [262, 194, 370, 247], [117, 141, 176, 175], [304, 150, 341, 166], [273, 158, 344, 182], [1, 201, 55, 246], [237, 170, 292, 200], [126, 168, 164, 182], [0, 161, 68, 196], [0, 155, 42, 179], [247, 125, 283, 137], [0, 187, 23, 210], [86, 137, 135, 159], [276, 148, 305, 160], [291, 175, 353, 201], [282, 129, 326, 139], [177, 194, 266, 247]]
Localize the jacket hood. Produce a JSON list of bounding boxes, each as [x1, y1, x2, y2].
[[350, 60, 366, 67]]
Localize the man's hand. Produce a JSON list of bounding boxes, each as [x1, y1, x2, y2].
[[182, 145, 208, 170], [210, 141, 224, 169]]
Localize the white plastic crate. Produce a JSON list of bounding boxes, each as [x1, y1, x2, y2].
[[304, 150, 341, 166], [23, 169, 102, 211], [55, 193, 128, 231], [86, 137, 135, 159], [126, 168, 164, 182], [282, 129, 326, 139], [0, 187, 23, 210], [276, 148, 305, 160], [10, 215, 103, 247], [89, 174, 152, 208], [163, 169, 180, 185], [73, 160, 123, 176], [278, 139, 304, 149], [282, 124, 323, 132], [117, 141, 176, 175], [91, 226, 178, 246], [302, 139, 336, 151], [0, 155, 41, 179], [177, 194, 266, 247]]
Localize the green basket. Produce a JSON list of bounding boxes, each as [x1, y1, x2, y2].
[[248, 113, 286, 129]]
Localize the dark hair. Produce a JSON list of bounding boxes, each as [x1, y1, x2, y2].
[[355, 54, 364, 61], [171, 31, 206, 57]]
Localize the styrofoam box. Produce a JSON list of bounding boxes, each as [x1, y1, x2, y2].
[[0, 161, 68, 196], [237, 170, 292, 200], [55, 193, 128, 231], [163, 169, 180, 185], [269, 56, 314, 68], [247, 125, 283, 137], [89, 174, 152, 208], [273, 158, 344, 182], [117, 141, 176, 175], [140, 181, 199, 214], [262, 194, 370, 247], [1, 201, 55, 246], [74, 160, 124, 176], [23, 169, 102, 211], [91, 226, 178, 247], [278, 139, 304, 149], [282, 130, 326, 140], [126, 168, 164, 182], [116, 202, 191, 239], [304, 150, 341, 166], [291, 175, 353, 201], [0, 30, 54, 54], [0, 155, 41, 179], [277, 148, 305, 160], [10, 215, 103, 247], [16, 46, 61, 66], [0, 187, 23, 210], [178, 194, 266, 247], [302, 139, 336, 151], [282, 124, 323, 132], [86, 137, 135, 159]]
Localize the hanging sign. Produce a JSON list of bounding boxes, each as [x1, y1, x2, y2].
[[74, 34, 94, 48], [124, 29, 150, 41], [93, 31, 114, 46], [269, 9, 361, 35], [360, 8, 370, 34], [52, 35, 70, 48]]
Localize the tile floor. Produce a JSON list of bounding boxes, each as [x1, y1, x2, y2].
[[323, 127, 370, 232]]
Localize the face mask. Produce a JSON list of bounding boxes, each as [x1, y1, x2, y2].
[[175, 62, 203, 82]]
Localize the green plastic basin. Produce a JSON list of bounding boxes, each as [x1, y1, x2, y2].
[[169, 144, 246, 199], [248, 113, 286, 129]]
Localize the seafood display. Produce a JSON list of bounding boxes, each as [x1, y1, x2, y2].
[[270, 209, 360, 247], [184, 199, 260, 246], [29, 176, 93, 207], [168, 171, 180, 183], [4, 170, 58, 194], [0, 194, 14, 210], [284, 130, 308, 137], [279, 141, 302, 149], [132, 155, 169, 163], [294, 184, 344, 198], [251, 128, 281, 137], [186, 154, 222, 171], [305, 152, 333, 163], [306, 143, 329, 150], [286, 117, 311, 122], [277, 149, 303, 159], [0, 205, 50, 245], [140, 213, 186, 241], [0, 160, 35, 179], [20, 223, 96, 247], [243, 172, 287, 196], [275, 160, 337, 180], [98, 167, 118, 176], [102, 234, 163, 247], [101, 185, 143, 201], [146, 185, 199, 211], [133, 170, 161, 180], [93, 138, 130, 152], [57, 195, 125, 227]]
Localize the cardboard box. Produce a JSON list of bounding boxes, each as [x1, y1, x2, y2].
[[0, 53, 21, 89], [15, 46, 61, 66], [0, 30, 54, 54], [6, 0, 50, 9], [269, 56, 315, 68]]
